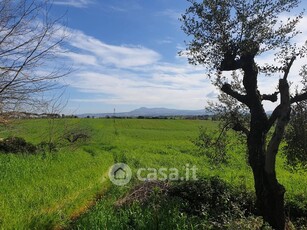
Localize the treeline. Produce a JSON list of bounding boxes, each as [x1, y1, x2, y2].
[[103, 115, 212, 120], [0, 112, 78, 119], [4, 112, 217, 120]]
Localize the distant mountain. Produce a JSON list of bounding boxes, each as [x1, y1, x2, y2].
[[78, 107, 208, 118]]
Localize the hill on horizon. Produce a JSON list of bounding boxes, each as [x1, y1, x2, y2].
[[78, 107, 209, 118]]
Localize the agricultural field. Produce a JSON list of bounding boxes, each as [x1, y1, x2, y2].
[[0, 118, 306, 229]]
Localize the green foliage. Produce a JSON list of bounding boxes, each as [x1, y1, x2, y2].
[[225, 216, 273, 230], [181, 0, 303, 70], [283, 102, 307, 169], [169, 177, 254, 221], [71, 184, 193, 230], [113, 151, 128, 164], [0, 136, 37, 154], [73, 178, 269, 230], [0, 137, 58, 155], [37, 141, 58, 153], [0, 118, 306, 229], [0, 144, 114, 228], [192, 126, 228, 164]]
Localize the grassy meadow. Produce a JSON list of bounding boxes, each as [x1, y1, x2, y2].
[[0, 118, 306, 229]]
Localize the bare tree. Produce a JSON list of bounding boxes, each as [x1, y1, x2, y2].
[[181, 0, 307, 229], [0, 0, 68, 121]]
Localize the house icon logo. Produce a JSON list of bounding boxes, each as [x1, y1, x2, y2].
[[108, 163, 132, 186]]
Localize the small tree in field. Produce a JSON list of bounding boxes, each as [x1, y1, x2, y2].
[[181, 0, 307, 229], [0, 0, 67, 122]]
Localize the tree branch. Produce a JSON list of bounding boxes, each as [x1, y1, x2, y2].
[[290, 92, 307, 104], [0, 0, 68, 113], [266, 56, 298, 131], [220, 57, 242, 71], [262, 92, 279, 102], [232, 122, 250, 136], [266, 105, 281, 132], [265, 78, 291, 174], [221, 83, 248, 105], [283, 56, 296, 80]]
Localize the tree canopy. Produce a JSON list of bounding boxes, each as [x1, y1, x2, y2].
[[181, 0, 305, 71]]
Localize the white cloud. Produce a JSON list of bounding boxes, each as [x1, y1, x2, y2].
[[158, 9, 181, 22], [60, 14, 307, 113], [108, 2, 142, 12], [156, 37, 173, 44], [61, 52, 98, 66], [65, 29, 161, 68], [70, 83, 212, 110], [53, 0, 94, 8], [56, 27, 212, 111], [67, 66, 212, 109]]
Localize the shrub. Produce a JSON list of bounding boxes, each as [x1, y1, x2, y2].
[[63, 127, 91, 143], [168, 177, 257, 228], [37, 141, 57, 153], [169, 177, 252, 216], [0, 137, 37, 154], [109, 177, 258, 229]]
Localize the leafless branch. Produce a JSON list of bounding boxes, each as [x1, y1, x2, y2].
[[0, 0, 69, 119]]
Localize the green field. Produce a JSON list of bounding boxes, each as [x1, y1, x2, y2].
[[0, 118, 306, 229]]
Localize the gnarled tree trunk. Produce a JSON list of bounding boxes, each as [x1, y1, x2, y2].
[[242, 57, 292, 230], [248, 126, 286, 230], [217, 43, 301, 230]]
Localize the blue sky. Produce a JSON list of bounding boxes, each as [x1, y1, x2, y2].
[[49, 0, 307, 114]]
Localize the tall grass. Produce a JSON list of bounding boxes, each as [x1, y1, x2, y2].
[[0, 118, 306, 229], [0, 149, 113, 229]]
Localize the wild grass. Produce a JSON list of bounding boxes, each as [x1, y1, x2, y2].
[[0, 118, 306, 229]]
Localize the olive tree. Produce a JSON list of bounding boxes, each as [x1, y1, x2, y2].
[[181, 0, 307, 229], [0, 0, 67, 122]]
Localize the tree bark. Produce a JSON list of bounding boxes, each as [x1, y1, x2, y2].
[[241, 56, 286, 230], [219, 48, 290, 229], [247, 110, 287, 230]]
